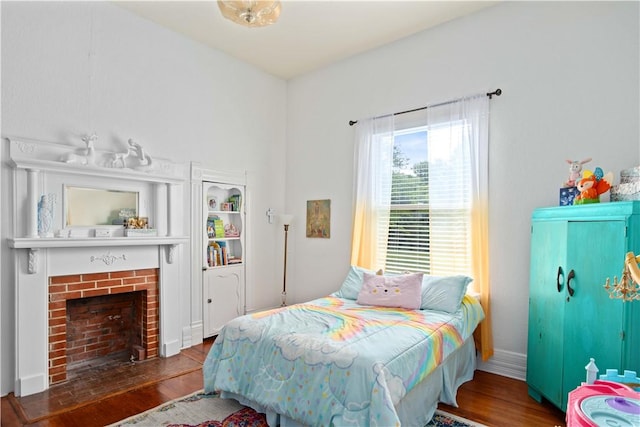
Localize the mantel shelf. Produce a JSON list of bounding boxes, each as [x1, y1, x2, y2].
[[8, 236, 189, 250]]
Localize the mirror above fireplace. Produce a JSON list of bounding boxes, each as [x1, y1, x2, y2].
[[65, 186, 138, 227]]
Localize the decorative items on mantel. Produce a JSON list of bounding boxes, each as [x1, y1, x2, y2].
[[9, 134, 182, 180], [6, 135, 189, 273], [37, 193, 56, 237]]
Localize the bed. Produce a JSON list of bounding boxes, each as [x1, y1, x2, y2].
[[203, 267, 485, 427]]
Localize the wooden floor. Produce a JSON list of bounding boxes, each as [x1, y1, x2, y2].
[[1, 338, 566, 426]]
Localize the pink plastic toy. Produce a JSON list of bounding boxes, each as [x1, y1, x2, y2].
[[567, 380, 640, 426]]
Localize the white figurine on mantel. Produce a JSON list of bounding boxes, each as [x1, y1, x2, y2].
[[110, 146, 132, 168], [585, 357, 598, 384], [60, 133, 97, 165], [128, 138, 154, 171], [37, 193, 55, 238]]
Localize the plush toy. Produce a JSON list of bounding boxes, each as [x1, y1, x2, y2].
[[564, 158, 592, 188], [574, 167, 614, 205]]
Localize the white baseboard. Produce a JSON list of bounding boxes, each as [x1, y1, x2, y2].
[[189, 322, 204, 346], [162, 339, 181, 357], [182, 326, 192, 348], [15, 373, 48, 397], [477, 349, 527, 381]]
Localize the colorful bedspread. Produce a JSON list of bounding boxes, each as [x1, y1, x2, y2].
[[203, 295, 484, 427]]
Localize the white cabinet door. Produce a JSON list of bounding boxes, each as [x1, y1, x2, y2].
[[203, 265, 245, 337]]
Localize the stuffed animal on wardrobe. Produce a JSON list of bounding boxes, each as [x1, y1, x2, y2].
[[564, 158, 592, 188], [574, 167, 614, 205]]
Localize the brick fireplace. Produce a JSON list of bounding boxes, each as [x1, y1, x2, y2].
[[7, 137, 189, 397], [48, 269, 159, 385], [9, 243, 185, 398]]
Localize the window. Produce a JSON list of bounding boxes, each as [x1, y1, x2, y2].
[[351, 94, 492, 359], [351, 94, 489, 283], [383, 122, 472, 276]]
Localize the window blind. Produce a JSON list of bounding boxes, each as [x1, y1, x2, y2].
[[383, 122, 472, 276]]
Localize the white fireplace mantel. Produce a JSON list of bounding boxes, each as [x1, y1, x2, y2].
[[8, 236, 188, 273], [9, 236, 188, 249], [7, 136, 190, 397]]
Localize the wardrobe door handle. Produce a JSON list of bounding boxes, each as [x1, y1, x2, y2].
[[556, 266, 563, 293], [567, 269, 576, 297]]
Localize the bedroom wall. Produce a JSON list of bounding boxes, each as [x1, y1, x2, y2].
[[2, 1, 637, 395], [0, 1, 287, 395], [284, 1, 640, 378]]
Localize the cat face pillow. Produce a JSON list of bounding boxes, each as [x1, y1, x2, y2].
[[356, 272, 423, 309]]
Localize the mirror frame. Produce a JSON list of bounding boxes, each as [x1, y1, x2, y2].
[[64, 185, 139, 227]]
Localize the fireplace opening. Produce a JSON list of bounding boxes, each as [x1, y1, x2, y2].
[[66, 292, 144, 370], [49, 269, 159, 385]]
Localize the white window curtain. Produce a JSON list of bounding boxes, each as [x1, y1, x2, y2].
[[350, 94, 493, 360], [350, 114, 394, 269]]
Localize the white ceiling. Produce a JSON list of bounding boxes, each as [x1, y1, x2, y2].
[[115, 1, 498, 80]]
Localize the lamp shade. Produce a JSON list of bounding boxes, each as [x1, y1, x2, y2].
[[280, 214, 293, 226], [217, 1, 281, 28]]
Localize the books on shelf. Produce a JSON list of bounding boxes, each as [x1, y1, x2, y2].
[[206, 217, 215, 238], [207, 240, 242, 268], [207, 242, 221, 267], [205, 190, 243, 269], [214, 218, 225, 238], [228, 194, 241, 212], [207, 216, 226, 238]]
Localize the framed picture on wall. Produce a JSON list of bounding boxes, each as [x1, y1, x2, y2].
[[306, 199, 330, 238]]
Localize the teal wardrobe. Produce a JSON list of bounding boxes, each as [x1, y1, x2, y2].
[[527, 201, 640, 411]]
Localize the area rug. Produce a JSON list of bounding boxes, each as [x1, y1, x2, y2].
[[111, 391, 487, 427]]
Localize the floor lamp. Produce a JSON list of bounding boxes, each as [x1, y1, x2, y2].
[[280, 214, 293, 306]]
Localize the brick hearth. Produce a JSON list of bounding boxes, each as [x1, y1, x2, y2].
[[48, 269, 159, 385]]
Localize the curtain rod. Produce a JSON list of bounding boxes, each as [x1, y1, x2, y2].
[[348, 88, 502, 126]]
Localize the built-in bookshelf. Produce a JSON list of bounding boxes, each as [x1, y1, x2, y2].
[[200, 179, 246, 337], [205, 188, 243, 268]]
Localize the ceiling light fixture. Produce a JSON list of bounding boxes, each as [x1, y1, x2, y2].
[[217, 1, 281, 28]]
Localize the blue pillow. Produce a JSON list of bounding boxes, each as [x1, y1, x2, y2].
[[420, 275, 472, 313], [333, 266, 376, 300]]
